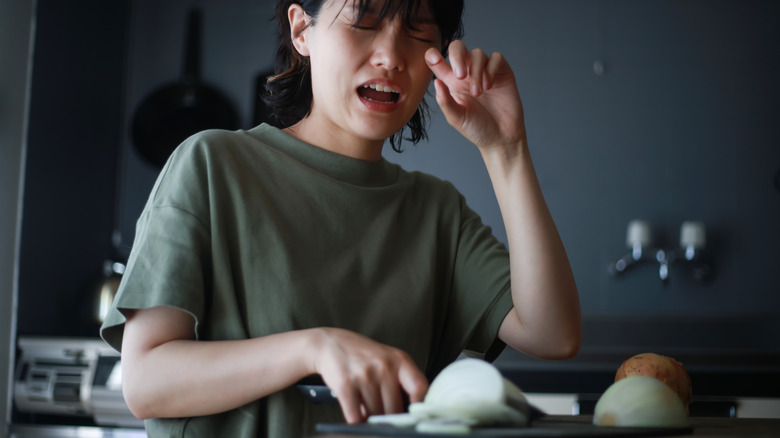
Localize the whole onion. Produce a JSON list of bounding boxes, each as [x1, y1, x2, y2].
[[615, 353, 692, 410]]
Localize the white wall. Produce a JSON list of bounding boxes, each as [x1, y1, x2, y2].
[[0, 0, 35, 431]]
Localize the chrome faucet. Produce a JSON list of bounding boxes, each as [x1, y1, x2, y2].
[[608, 220, 714, 284]]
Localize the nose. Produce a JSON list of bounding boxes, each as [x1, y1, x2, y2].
[[370, 21, 406, 72]]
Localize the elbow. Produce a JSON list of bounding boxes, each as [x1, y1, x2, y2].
[[121, 364, 159, 420], [122, 384, 154, 420], [552, 320, 582, 359], [552, 336, 581, 360], [511, 332, 581, 361], [553, 326, 582, 360], [537, 327, 582, 360], [549, 302, 582, 360], [536, 338, 580, 360]]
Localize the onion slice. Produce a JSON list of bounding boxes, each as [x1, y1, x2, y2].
[[366, 413, 419, 427], [415, 418, 471, 435]]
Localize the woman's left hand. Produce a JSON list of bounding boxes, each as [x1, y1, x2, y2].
[[426, 42, 582, 361], [425, 41, 526, 152]]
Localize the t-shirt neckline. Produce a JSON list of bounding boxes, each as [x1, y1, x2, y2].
[[248, 124, 399, 187]]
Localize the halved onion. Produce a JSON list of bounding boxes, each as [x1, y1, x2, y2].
[[367, 358, 530, 430], [594, 376, 690, 428], [424, 358, 507, 406]]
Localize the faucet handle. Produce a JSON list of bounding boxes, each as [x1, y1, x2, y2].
[[680, 221, 706, 249], [680, 221, 706, 260], [626, 220, 652, 248]]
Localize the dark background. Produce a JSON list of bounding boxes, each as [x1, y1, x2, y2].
[[16, 0, 780, 399]]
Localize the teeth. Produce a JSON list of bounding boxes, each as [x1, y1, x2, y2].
[[363, 84, 399, 94]]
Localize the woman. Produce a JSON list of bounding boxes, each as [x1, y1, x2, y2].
[[101, 0, 581, 436]]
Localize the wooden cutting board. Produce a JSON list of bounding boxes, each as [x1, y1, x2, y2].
[[316, 416, 694, 437]]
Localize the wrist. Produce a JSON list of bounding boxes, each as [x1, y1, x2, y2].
[[480, 139, 531, 177], [301, 327, 329, 376]]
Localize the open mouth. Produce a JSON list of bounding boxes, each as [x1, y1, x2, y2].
[[358, 84, 400, 104]]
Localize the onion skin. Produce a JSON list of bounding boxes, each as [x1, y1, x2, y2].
[[615, 353, 692, 411]]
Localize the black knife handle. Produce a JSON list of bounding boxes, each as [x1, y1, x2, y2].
[[297, 384, 338, 404]]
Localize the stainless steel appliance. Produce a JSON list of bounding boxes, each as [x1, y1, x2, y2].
[[13, 337, 144, 429]]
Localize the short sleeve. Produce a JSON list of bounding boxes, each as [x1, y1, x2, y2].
[[100, 141, 213, 352], [426, 191, 514, 375], [452, 197, 513, 358]]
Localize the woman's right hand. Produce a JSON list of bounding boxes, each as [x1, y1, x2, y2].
[[121, 307, 426, 423], [309, 328, 428, 424]]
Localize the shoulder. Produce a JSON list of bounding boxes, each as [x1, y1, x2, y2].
[[172, 128, 263, 161], [159, 127, 285, 183], [397, 167, 465, 204], [144, 129, 264, 209]]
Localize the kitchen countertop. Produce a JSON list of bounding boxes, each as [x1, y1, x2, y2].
[[9, 424, 146, 437], [10, 415, 779, 437], [310, 415, 780, 437], [494, 346, 780, 399]]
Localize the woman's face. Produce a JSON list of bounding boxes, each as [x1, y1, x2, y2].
[[295, 0, 441, 154]]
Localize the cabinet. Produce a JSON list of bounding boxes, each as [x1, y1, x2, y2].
[[17, 0, 130, 338]]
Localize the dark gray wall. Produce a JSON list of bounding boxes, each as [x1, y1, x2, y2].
[[14, 0, 779, 370], [117, 0, 780, 360], [395, 0, 780, 317], [116, 0, 280, 252]]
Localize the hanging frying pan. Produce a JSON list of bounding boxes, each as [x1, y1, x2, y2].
[[131, 8, 238, 167]]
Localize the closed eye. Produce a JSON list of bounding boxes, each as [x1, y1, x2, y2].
[[406, 23, 439, 45], [409, 34, 434, 43], [351, 24, 434, 44]]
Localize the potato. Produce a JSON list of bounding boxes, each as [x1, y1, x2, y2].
[[615, 353, 692, 411]]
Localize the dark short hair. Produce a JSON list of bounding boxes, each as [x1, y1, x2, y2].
[[263, 0, 464, 152]]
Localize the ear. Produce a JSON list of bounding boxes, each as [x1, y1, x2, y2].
[[288, 4, 311, 57]]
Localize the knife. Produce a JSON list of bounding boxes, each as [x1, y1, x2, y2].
[[296, 376, 338, 404], [296, 377, 547, 420]]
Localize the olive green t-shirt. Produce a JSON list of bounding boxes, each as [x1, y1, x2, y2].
[[101, 124, 513, 438]]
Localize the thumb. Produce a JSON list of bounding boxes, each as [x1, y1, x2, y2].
[[433, 78, 466, 128]]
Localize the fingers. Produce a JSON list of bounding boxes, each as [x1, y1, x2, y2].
[[379, 377, 405, 414], [425, 48, 450, 80], [335, 383, 364, 424], [445, 40, 469, 80], [333, 368, 412, 423], [315, 329, 427, 423], [426, 41, 502, 99], [485, 50, 506, 87], [433, 78, 465, 127], [357, 377, 385, 419], [446, 41, 487, 89], [359, 372, 404, 418], [398, 358, 429, 404]]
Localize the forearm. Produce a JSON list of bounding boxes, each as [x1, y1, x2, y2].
[[426, 39, 580, 357], [122, 329, 320, 419], [481, 142, 581, 358]]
